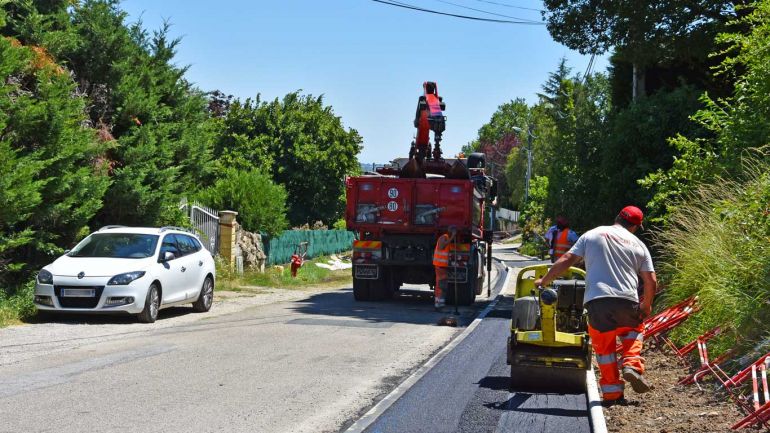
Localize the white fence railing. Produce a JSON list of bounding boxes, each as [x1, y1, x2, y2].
[[181, 201, 220, 255]]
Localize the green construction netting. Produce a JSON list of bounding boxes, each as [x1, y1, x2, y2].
[[264, 230, 356, 265]]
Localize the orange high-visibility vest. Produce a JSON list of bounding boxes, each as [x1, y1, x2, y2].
[[553, 229, 572, 259], [433, 234, 450, 267]]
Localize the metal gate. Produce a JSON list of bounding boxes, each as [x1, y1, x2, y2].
[[183, 202, 220, 255]]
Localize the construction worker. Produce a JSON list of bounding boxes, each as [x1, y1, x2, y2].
[[433, 226, 457, 310], [548, 216, 578, 263], [534, 206, 657, 404]]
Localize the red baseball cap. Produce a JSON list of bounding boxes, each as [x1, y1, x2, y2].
[[618, 206, 644, 228]]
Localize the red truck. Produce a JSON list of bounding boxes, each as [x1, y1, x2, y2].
[[345, 82, 497, 305]]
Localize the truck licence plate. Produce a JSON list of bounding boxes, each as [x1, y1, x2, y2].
[[447, 268, 468, 283], [354, 265, 378, 280], [61, 288, 96, 297]]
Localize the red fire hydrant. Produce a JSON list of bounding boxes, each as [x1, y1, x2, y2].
[[290, 253, 303, 277]]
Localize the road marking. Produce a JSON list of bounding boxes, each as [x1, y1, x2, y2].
[[344, 264, 513, 433], [0, 344, 174, 399]]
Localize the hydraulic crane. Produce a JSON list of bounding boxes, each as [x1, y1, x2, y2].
[[410, 81, 446, 162]]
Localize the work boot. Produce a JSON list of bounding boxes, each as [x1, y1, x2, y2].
[[622, 367, 652, 393], [600, 397, 628, 408]]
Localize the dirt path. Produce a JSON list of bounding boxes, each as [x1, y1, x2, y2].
[[604, 347, 741, 433]]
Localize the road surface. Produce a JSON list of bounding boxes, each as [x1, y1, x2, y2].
[[354, 247, 591, 433], [0, 246, 592, 433]]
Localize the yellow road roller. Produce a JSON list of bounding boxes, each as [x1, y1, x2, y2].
[[507, 264, 591, 392]]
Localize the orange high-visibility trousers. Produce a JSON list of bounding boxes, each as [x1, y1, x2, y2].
[[588, 323, 645, 401], [435, 267, 448, 307]]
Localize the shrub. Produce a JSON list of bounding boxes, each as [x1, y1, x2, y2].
[[654, 161, 770, 353], [0, 280, 36, 327], [198, 168, 288, 236]]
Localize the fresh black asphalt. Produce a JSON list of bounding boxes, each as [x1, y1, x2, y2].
[[361, 256, 592, 433]]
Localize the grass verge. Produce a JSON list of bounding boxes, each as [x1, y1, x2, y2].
[[217, 255, 352, 292], [0, 280, 36, 328], [654, 163, 770, 355]]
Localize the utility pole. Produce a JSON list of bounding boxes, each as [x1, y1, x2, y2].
[[524, 124, 534, 203]]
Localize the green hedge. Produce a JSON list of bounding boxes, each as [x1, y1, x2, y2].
[[264, 230, 355, 265]]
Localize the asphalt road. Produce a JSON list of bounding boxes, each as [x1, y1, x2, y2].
[[0, 262, 506, 433], [0, 247, 590, 433], [357, 248, 592, 433]]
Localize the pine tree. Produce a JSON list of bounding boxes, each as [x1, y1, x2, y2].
[[0, 36, 109, 285]]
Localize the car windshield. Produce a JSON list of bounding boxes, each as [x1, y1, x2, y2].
[[68, 233, 159, 259]]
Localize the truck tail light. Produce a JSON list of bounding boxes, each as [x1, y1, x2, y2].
[[353, 240, 383, 263]]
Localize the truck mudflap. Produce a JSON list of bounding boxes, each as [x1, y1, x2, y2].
[[354, 264, 379, 280]]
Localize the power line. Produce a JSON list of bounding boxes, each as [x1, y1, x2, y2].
[[472, 0, 542, 13], [430, 0, 542, 23], [370, 0, 545, 25]]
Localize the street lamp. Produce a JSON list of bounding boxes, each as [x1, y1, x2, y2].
[[511, 125, 536, 203]]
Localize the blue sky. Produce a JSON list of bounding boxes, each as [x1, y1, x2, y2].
[[120, 0, 607, 163]]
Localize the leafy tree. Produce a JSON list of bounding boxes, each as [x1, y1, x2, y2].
[[0, 36, 108, 285], [642, 1, 770, 222], [542, 0, 735, 99], [197, 169, 288, 236], [468, 98, 530, 208], [214, 92, 362, 226], [532, 60, 611, 229], [599, 86, 704, 220], [4, 1, 218, 227]]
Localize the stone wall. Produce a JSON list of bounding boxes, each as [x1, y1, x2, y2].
[[235, 223, 267, 273]]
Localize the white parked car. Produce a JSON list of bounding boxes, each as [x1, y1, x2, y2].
[[34, 226, 216, 323]]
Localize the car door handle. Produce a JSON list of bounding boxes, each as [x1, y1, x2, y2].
[[198, 260, 203, 266], [181, 267, 186, 272]]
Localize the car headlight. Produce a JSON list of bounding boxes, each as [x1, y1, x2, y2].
[[37, 269, 53, 285], [107, 271, 146, 286]]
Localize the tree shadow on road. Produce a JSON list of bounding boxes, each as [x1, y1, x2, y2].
[[29, 306, 198, 325], [289, 287, 491, 327]]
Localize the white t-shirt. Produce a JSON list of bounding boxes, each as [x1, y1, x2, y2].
[[568, 224, 655, 304]]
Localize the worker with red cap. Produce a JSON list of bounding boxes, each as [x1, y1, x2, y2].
[[535, 205, 657, 404]]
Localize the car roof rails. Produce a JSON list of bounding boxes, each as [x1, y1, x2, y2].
[[159, 226, 194, 234], [98, 225, 127, 231]]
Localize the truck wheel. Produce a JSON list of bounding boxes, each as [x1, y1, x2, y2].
[[353, 279, 371, 301], [369, 274, 394, 301]]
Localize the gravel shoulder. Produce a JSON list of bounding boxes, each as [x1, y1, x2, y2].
[[604, 347, 741, 433], [0, 285, 338, 367]]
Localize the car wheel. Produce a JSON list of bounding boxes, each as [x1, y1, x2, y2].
[[192, 276, 214, 312], [137, 283, 160, 323]]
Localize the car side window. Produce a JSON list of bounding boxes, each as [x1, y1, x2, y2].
[[177, 235, 197, 256], [184, 235, 203, 252], [159, 234, 181, 259]]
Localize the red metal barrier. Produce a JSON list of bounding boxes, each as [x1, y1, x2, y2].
[[678, 338, 736, 387], [616, 296, 699, 354], [663, 326, 723, 364], [643, 296, 699, 342], [731, 355, 770, 429]]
